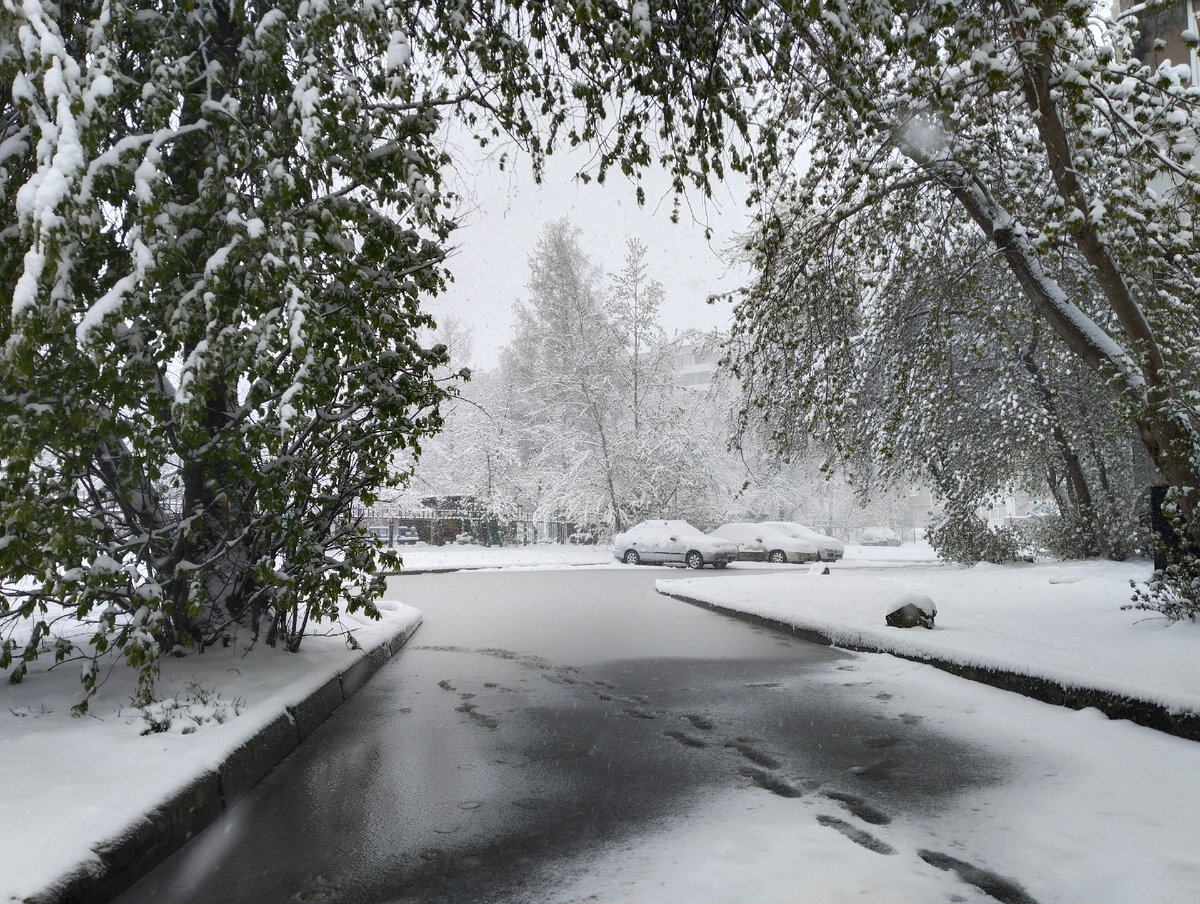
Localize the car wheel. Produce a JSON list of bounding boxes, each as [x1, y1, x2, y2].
[[623, 549, 640, 565], [685, 550, 704, 569], [768, 549, 787, 564]]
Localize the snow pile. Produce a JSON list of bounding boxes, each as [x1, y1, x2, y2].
[[385, 30, 411, 70], [658, 558, 1200, 715], [0, 603, 421, 903], [631, 1, 651, 35]]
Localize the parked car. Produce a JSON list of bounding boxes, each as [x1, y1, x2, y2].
[[760, 521, 844, 561], [569, 528, 599, 545], [612, 520, 738, 569], [708, 523, 819, 564], [860, 527, 902, 547], [369, 525, 421, 546]]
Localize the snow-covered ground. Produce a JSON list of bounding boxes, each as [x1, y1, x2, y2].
[[3, 541, 1198, 904], [658, 554, 1200, 715], [392, 538, 938, 571], [574, 544, 1200, 904], [0, 603, 421, 904], [535, 651, 1200, 904]]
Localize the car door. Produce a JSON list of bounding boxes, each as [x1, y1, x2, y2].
[[659, 529, 689, 565], [745, 531, 772, 560], [632, 531, 661, 563]]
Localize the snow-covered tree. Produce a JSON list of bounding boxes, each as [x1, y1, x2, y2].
[[610, 238, 667, 439], [607, 243, 725, 524], [0, 3, 469, 705], [473, 222, 725, 531], [658, 1, 1199, 607], [736, 210, 1152, 563], [403, 368, 531, 527], [2, 1, 751, 703], [497, 220, 629, 527]]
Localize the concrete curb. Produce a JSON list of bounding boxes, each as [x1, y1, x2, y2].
[[28, 618, 422, 904], [659, 589, 1200, 743]]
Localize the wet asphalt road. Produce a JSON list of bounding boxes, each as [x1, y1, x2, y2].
[[114, 567, 1002, 904]]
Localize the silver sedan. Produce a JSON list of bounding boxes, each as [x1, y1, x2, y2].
[[612, 520, 738, 569]]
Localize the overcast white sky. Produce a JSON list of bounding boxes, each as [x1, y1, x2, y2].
[[432, 142, 756, 371]]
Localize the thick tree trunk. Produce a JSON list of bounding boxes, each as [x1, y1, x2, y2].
[[1001, 8, 1200, 550], [1045, 465, 1068, 513]]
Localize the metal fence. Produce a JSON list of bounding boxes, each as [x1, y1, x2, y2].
[[361, 506, 591, 548]]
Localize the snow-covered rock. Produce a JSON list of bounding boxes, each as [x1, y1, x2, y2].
[[885, 593, 936, 629]]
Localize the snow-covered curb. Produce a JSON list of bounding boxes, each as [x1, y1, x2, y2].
[[656, 559, 1200, 741], [2, 604, 422, 904]]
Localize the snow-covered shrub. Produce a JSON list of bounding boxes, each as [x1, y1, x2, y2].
[[1128, 492, 1200, 621], [1128, 560, 1200, 622], [928, 510, 1023, 566], [139, 681, 245, 736], [1013, 511, 1095, 560], [1092, 497, 1151, 563], [1017, 502, 1149, 563]]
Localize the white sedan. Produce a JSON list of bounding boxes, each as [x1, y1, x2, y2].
[[708, 523, 820, 564], [760, 521, 844, 561], [612, 520, 739, 569], [860, 526, 903, 546]]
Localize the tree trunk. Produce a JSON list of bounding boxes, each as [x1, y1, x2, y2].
[[1018, 329, 1097, 550], [920, 158, 1200, 550]]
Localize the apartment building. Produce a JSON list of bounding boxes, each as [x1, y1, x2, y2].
[[1122, 0, 1199, 83]]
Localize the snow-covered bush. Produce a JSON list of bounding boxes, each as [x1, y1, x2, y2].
[[928, 510, 1024, 566], [1016, 502, 1149, 563], [139, 681, 245, 736], [1013, 511, 1097, 560], [1129, 490, 1200, 621], [1129, 558, 1200, 623]]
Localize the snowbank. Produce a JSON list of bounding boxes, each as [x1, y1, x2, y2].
[[657, 558, 1200, 717], [0, 603, 421, 904]]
